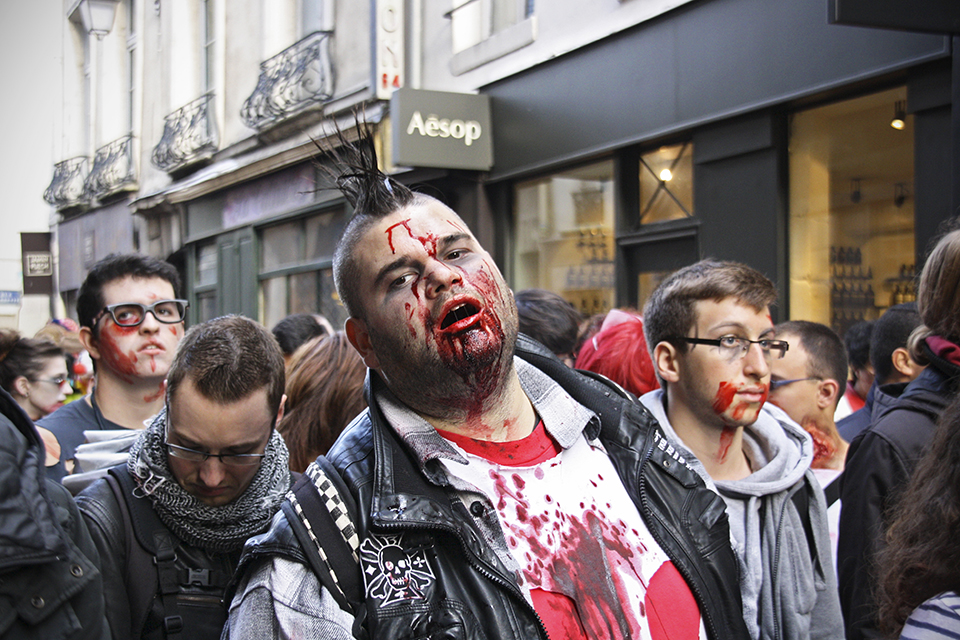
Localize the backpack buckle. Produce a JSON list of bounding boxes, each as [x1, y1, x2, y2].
[[163, 614, 183, 633], [186, 568, 211, 586]]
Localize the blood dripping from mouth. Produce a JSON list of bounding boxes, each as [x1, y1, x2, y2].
[[712, 381, 767, 421], [717, 426, 735, 463], [491, 468, 645, 639], [97, 325, 140, 384]]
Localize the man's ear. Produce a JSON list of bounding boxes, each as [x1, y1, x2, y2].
[[817, 378, 841, 411], [653, 342, 682, 384], [891, 347, 924, 380], [78, 326, 101, 360], [345, 317, 380, 369]]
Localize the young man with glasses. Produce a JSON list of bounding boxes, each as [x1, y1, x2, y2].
[[40, 253, 186, 483], [767, 320, 850, 576], [640, 260, 843, 640], [75, 315, 291, 640]]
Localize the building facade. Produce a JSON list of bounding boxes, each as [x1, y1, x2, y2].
[[43, 0, 957, 337]]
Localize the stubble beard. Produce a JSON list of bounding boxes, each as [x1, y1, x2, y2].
[[374, 305, 519, 421]]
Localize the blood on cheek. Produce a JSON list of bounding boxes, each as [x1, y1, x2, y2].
[[97, 325, 140, 382]]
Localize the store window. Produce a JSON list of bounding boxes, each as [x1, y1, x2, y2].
[[788, 87, 914, 337], [512, 160, 614, 318], [259, 207, 349, 331]]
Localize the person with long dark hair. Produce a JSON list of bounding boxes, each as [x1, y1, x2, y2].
[[839, 225, 960, 639], [875, 392, 960, 637], [278, 331, 366, 472]]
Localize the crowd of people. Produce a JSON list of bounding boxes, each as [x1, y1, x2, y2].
[[2, 122, 959, 640]]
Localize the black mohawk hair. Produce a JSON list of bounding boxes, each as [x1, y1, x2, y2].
[[316, 112, 416, 218]]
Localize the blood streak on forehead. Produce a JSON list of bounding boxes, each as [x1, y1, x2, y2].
[[384, 217, 467, 255]]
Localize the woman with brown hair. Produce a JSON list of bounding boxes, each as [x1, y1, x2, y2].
[[0, 330, 71, 476], [875, 391, 960, 637], [0, 329, 71, 422], [278, 331, 367, 472]]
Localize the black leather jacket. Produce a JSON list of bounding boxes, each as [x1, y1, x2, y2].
[[0, 389, 110, 640], [238, 336, 749, 639]]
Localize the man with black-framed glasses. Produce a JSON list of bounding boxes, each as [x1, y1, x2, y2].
[[41, 253, 186, 485], [75, 314, 292, 640], [641, 259, 844, 640]]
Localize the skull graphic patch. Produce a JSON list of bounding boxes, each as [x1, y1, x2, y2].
[[360, 534, 436, 606]]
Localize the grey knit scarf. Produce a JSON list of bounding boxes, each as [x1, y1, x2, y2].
[[127, 407, 291, 552]]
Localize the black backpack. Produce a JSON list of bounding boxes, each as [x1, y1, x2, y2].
[[105, 466, 232, 640]]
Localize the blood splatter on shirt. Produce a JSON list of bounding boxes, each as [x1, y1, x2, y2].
[[440, 422, 705, 640]]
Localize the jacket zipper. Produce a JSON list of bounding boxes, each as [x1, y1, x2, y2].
[[376, 517, 550, 640], [636, 441, 722, 640]]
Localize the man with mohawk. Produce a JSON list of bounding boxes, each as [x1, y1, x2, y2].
[[224, 124, 749, 640]]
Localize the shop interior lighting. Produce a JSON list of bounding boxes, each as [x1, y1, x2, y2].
[[890, 101, 906, 130]]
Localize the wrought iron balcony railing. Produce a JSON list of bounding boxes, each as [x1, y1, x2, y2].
[[241, 31, 335, 130], [43, 156, 90, 209], [152, 93, 219, 173], [84, 134, 136, 200]]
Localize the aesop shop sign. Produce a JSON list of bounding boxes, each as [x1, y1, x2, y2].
[[391, 88, 493, 171]]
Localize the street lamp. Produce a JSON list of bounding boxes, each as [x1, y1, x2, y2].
[[69, 0, 121, 39]]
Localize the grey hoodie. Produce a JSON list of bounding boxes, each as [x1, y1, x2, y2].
[[641, 390, 844, 640]]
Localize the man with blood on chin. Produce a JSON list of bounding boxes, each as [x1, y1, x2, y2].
[[223, 124, 749, 640], [39, 253, 186, 487], [640, 260, 844, 640]]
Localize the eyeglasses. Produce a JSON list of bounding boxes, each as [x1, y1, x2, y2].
[[675, 335, 789, 360], [34, 376, 70, 387], [770, 376, 821, 390], [93, 299, 188, 328], [165, 441, 266, 467]]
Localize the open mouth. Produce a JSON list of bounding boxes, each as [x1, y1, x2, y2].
[[440, 303, 480, 330]]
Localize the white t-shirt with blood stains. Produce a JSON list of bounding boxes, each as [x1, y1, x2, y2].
[[439, 425, 707, 640]]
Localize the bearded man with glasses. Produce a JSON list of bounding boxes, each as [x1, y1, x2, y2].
[[40, 253, 187, 485], [75, 314, 292, 640], [641, 260, 844, 640]]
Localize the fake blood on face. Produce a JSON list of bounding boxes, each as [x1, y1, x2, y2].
[[97, 324, 141, 384], [712, 381, 768, 421]]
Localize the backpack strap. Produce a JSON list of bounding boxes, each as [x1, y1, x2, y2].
[[790, 479, 823, 576], [107, 465, 184, 638], [823, 473, 842, 507], [282, 456, 363, 617]]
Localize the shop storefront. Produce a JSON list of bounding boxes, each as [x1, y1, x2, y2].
[[483, 0, 954, 333]]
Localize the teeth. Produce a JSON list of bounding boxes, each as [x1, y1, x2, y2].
[[441, 303, 478, 329]]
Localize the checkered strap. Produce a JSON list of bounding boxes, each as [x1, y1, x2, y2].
[[282, 457, 363, 615]]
